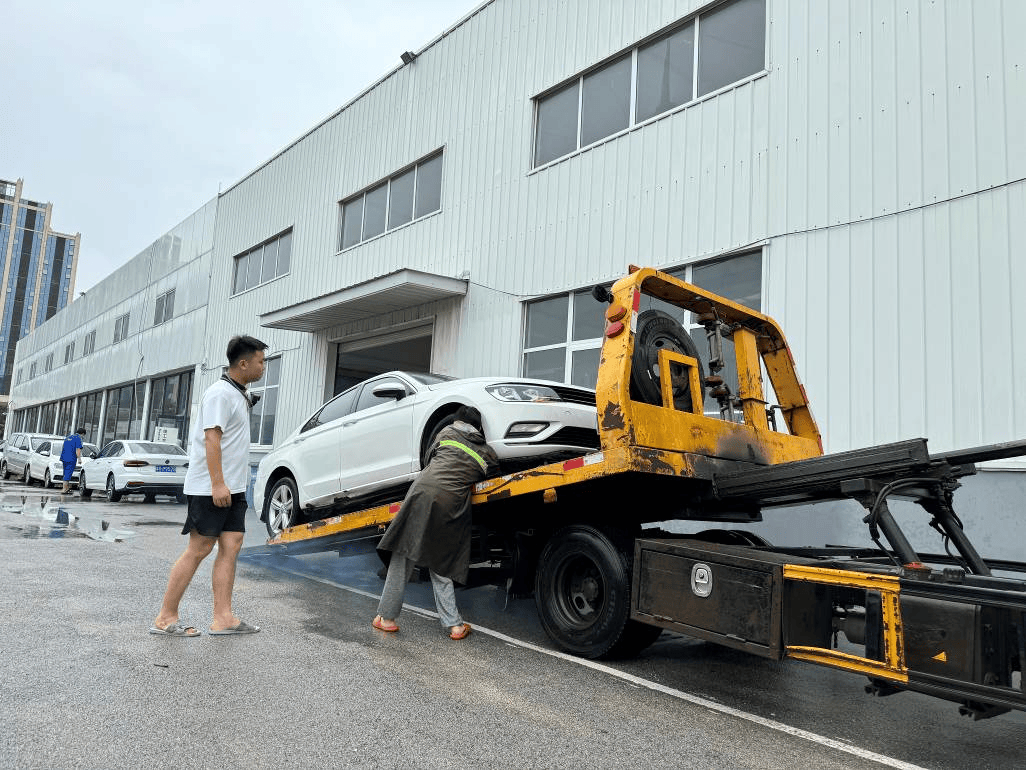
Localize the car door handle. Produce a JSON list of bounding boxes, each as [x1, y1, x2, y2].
[[342, 421, 355, 427]]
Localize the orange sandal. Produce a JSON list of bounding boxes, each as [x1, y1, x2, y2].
[[449, 623, 471, 640], [372, 616, 399, 632]]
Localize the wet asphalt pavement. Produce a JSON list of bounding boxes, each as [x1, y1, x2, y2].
[[1, 479, 1023, 770]]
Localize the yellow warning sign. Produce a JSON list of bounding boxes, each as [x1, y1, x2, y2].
[[932, 651, 948, 663]]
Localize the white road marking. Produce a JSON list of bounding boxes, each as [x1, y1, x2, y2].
[[256, 559, 930, 770]]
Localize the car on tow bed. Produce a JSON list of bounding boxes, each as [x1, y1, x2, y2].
[[79, 440, 188, 503], [256, 371, 599, 536]]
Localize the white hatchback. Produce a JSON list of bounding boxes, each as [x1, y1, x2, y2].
[[79, 440, 188, 503], [256, 371, 599, 536]]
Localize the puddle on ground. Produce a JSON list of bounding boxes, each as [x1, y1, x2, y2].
[[0, 493, 136, 542]]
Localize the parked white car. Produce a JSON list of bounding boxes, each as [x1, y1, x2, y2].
[[2, 433, 62, 482], [26, 440, 99, 488], [256, 371, 599, 536], [79, 440, 188, 503]]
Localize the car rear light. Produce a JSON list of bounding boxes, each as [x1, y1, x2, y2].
[[505, 422, 549, 438], [123, 460, 149, 467]]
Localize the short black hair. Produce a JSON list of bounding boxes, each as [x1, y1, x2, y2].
[[455, 405, 484, 433], [76, 427, 86, 435], [226, 335, 267, 367]]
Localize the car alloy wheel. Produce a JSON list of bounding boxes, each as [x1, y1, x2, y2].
[[44, 469, 52, 488], [105, 475, 122, 502], [265, 476, 299, 537]]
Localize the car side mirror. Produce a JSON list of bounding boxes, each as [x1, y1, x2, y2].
[[40, 449, 50, 457], [87, 451, 97, 459], [372, 383, 407, 401]]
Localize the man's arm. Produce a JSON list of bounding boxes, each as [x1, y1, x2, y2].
[[204, 427, 231, 507]]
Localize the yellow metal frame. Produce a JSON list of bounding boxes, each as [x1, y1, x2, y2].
[[268, 500, 400, 546], [596, 268, 822, 466], [782, 564, 908, 683], [658, 349, 704, 414]]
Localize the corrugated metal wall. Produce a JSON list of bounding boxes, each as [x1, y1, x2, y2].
[[14, 0, 1025, 469]]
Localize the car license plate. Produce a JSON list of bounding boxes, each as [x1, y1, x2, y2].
[[156, 465, 176, 473]]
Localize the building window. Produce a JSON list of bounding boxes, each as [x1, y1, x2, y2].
[[16, 368, 22, 385], [248, 356, 280, 445], [231, 229, 292, 295], [339, 150, 443, 250], [29, 362, 37, 380], [39, 401, 57, 434], [147, 369, 193, 447], [153, 289, 175, 326], [64, 342, 75, 364], [83, 329, 96, 355], [533, 0, 765, 167], [522, 251, 762, 399], [104, 382, 146, 441], [56, 397, 75, 436], [44, 353, 53, 373], [113, 313, 130, 344], [76, 391, 103, 445]]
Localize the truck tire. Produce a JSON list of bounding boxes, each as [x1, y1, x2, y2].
[[535, 525, 660, 659], [631, 309, 705, 411], [264, 476, 300, 537]]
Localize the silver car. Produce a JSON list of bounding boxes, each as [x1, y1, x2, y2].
[[1, 433, 62, 482]]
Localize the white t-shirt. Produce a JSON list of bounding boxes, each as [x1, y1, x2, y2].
[[183, 379, 252, 495]]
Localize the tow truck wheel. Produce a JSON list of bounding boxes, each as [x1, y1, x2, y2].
[[630, 309, 706, 411], [535, 525, 661, 660], [265, 476, 300, 537]]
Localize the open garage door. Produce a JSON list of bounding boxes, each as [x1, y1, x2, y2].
[[333, 324, 432, 395]]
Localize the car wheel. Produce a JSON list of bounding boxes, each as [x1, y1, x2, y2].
[[79, 473, 92, 500], [175, 492, 187, 504], [44, 469, 53, 488], [105, 474, 122, 502], [1, 461, 9, 480], [534, 525, 661, 660], [23, 465, 32, 486], [264, 476, 300, 537], [420, 412, 459, 469], [630, 309, 706, 412], [143, 493, 156, 504]]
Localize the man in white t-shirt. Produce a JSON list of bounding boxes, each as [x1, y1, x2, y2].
[[151, 335, 267, 637]]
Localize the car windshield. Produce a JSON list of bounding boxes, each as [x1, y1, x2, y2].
[[30, 436, 58, 451], [83, 444, 99, 455], [405, 372, 455, 385], [127, 441, 186, 455]]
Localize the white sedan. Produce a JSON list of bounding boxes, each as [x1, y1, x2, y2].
[[79, 440, 188, 503], [26, 440, 99, 488], [256, 371, 599, 536]]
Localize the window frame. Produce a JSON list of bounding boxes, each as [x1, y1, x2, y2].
[[248, 355, 281, 446], [338, 150, 444, 252], [153, 288, 175, 326], [231, 229, 293, 296], [532, 0, 766, 168], [113, 313, 130, 344]]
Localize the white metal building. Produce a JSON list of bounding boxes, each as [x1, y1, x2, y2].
[[9, 0, 1026, 555]]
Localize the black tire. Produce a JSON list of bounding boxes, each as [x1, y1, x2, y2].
[[23, 465, 32, 486], [264, 476, 300, 537], [79, 473, 92, 499], [176, 492, 187, 504], [44, 469, 53, 489], [420, 412, 458, 469], [105, 474, 122, 502], [143, 493, 156, 504], [0, 461, 8, 480], [630, 309, 705, 412], [534, 525, 661, 659]]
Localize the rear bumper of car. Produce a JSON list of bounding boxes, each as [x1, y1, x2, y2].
[[121, 482, 185, 496]]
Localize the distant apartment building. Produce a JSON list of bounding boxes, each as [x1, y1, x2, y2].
[[0, 177, 80, 430]]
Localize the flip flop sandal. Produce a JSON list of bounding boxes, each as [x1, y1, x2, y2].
[[208, 621, 260, 635], [149, 622, 201, 637], [449, 623, 471, 640], [373, 617, 399, 632]]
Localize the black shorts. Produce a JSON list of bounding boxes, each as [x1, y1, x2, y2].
[[181, 493, 248, 536]]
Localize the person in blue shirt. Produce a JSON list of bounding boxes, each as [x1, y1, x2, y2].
[[59, 427, 86, 494]]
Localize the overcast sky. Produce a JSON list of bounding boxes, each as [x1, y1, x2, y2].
[[2, 0, 476, 294]]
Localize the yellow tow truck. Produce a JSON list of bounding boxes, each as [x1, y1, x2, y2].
[[260, 266, 1026, 720]]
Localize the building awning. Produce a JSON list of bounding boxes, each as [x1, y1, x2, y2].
[[259, 268, 468, 332]]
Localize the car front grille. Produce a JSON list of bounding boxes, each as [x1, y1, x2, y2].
[[536, 426, 601, 449], [550, 386, 597, 407]]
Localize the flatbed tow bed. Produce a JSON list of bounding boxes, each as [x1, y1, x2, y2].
[[259, 266, 1026, 720]]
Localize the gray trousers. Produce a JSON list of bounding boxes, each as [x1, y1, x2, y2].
[[376, 553, 462, 628]]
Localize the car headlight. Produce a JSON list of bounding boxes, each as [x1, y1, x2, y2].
[[486, 384, 560, 402]]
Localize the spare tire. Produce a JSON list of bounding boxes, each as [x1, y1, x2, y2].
[[630, 309, 705, 411]]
